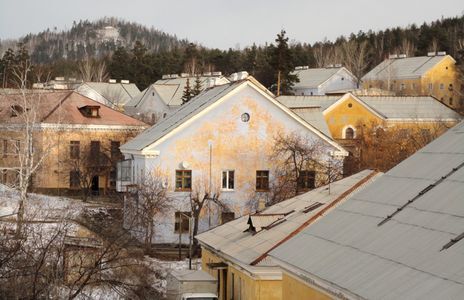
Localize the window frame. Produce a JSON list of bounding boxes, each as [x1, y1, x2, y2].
[[175, 170, 192, 191], [297, 170, 316, 191], [221, 170, 235, 191], [256, 170, 269, 192], [70, 141, 80, 159], [174, 211, 191, 233]]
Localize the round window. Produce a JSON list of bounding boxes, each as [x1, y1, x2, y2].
[[348, 103, 353, 108], [241, 113, 250, 122]]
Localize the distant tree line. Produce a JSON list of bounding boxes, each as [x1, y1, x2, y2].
[[1, 15, 464, 92]]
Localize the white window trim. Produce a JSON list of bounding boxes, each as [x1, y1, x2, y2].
[[221, 170, 235, 191], [342, 125, 356, 139]]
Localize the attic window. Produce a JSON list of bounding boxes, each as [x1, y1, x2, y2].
[[341, 77, 345, 81], [10, 105, 24, 117], [241, 113, 250, 122], [348, 103, 353, 108], [78, 105, 101, 118]]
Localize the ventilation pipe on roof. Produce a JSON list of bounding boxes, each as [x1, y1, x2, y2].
[[388, 54, 398, 59], [203, 72, 212, 76], [229, 71, 249, 82], [161, 74, 170, 79], [398, 54, 407, 59], [437, 51, 447, 56], [121, 79, 130, 84], [427, 52, 436, 57], [108, 79, 117, 83], [212, 71, 222, 76], [180, 73, 189, 77]]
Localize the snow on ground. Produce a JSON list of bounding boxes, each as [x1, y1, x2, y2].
[[0, 183, 90, 221]]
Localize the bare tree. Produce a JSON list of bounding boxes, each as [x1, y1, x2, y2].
[[128, 171, 172, 250], [342, 40, 370, 84]]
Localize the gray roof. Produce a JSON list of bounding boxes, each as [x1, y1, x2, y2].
[[290, 107, 332, 137], [358, 96, 463, 120], [292, 67, 344, 89], [270, 121, 464, 300], [121, 81, 243, 151], [81, 82, 140, 105], [169, 269, 216, 282], [278, 94, 462, 121], [127, 76, 230, 108], [277, 95, 340, 111], [362, 55, 453, 81], [196, 170, 380, 268]]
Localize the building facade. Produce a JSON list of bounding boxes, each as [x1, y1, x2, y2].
[[118, 75, 347, 245]]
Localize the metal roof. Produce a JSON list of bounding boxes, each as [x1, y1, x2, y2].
[[196, 170, 380, 268], [80, 82, 140, 106], [290, 107, 332, 137], [357, 96, 462, 120], [270, 121, 464, 300], [362, 55, 453, 81], [278, 94, 462, 121], [292, 67, 345, 89]]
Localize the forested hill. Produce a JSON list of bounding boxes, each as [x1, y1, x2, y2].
[[0, 17, 187, 64]]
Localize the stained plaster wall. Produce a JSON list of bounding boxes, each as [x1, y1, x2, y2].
[[126, 83, 340, 244]]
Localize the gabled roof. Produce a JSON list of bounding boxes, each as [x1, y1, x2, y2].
[[362, 55, 455, 81], [120, 77, 346, 154], [288, 107, 332, 137], [278, 94, 462, 121], [270, 121, 464, 299], [127, 76, 231, 108], [77, 82, 140, 106], [0, 91, 147, 127], [196, 170, 380, 268], [291, 67, 355, 89]]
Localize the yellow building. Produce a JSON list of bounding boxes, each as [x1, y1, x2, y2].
[[361, 53, 462, 109], [0, 91, 147, 195], [278, 93, 462, 172], [196, 170, 379, 300]]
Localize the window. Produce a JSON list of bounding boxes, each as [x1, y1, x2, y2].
[[440, 83, 444, 90], [175, 170, 192, 191], [70, 141, 80, 159], [222, 170, 235, 190], [344, 127, 355, 139], [429, 83, 433, 91], [412, 83, 416, 90], [174, 211, 191, 233], [348, 103, 353, 108], [119, 160, 132, 181], [298, 170, 316, 190], [110, 141, 121, 160], [78, 105, 100, 118], [241, 113, 250, 122], [221, 211, 235, 224], [256, 170, 269, 191], [400, 83, 405, 90], [449, 97, 453, 105], [70, 170, 80, 188], [0, 169, 6, 184]]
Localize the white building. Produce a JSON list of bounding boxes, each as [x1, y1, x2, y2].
[[118, 74, 347, 244], [291, 66, 358, 96]]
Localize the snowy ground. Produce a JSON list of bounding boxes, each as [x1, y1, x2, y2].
[[0, 184, 201, 299]]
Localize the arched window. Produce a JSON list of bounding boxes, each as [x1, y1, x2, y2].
[[344, 127, 355, 139]]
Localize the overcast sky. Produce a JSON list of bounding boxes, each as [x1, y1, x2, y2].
[[0, 0, 463, 49]]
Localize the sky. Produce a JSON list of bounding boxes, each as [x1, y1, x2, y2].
[[0, 0, 463, 49]]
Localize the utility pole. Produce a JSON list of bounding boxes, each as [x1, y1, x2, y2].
[[276, 70, 281, 96]]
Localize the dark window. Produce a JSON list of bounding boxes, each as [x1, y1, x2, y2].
[[345, 127, 355, 139], [298, 170, 316, 190], [222, 170, 235, 190], [450, 97, 453, 105], [90, 141, 100, 156], [221, 211, 235, 224], [174, 211, 191, 233], [175, 170, 192, 191], [78, 105, 100, 118], [70, 170, 80, 188], [256, 170, 269, 191], [14, 140, 20, 154], [70, 141, 80, 159], [110, 141, 121, 161], [0, 169, 7, 184]]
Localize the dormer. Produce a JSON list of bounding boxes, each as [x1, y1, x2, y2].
[[78, 105, 101, 118]]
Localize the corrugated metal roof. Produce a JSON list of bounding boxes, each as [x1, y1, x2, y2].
[[362, 55, 451, 81], [290, 107, 332, 137], [358, 96, 462, 120], [278, 94, 462, 121], [196, 170, 379, 267], [81, 82, 140, 106], [292, 68, 343, 89], [270, 121, 464, 300]]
